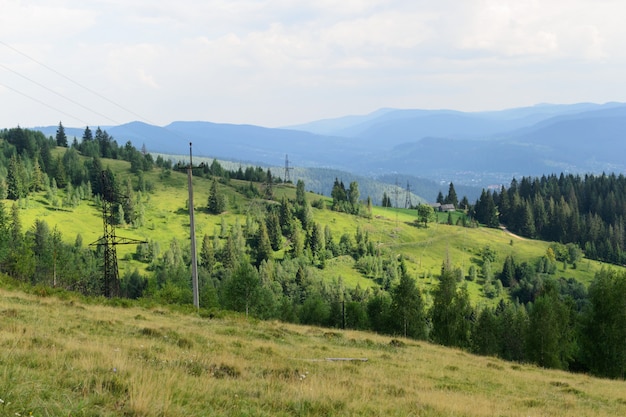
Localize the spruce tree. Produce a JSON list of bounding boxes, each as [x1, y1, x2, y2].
[[581, 269, 626, 378], [56, 122, 68, 147], [266, 210, 282, 251], [295, 180, 306, 206], [445, 182, 458, 207], [390, 265, 426, 339], [526, 281, 573, 369], [254, 222, 273, 266], [207, 179, 226, 214], [200, 233, 215, 273]]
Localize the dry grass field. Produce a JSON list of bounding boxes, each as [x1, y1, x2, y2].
[[1, 283, 625, 417]]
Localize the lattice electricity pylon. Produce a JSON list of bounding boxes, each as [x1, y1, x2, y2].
[[405, 181, 413, 209], [284, 154, 294, 183], [90, 171, 146, 298]]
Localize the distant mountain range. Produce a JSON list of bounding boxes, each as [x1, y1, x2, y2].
[[30, 102, 626, 197]]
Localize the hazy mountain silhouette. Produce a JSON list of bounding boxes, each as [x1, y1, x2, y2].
[[28, 102, 626, 187]]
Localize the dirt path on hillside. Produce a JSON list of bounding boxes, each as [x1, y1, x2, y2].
[[499, 225, 526, 241]]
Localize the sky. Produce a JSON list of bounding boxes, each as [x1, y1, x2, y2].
[[1, 0, 625, 129]]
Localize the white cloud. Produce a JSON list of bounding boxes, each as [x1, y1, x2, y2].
[[1, 0, 626, 127], [0, 1, 96, 41]]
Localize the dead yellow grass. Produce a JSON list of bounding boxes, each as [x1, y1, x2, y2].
[[1, 286, 625, 416]]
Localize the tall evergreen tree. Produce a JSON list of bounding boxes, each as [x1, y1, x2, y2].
[[200, 233, 215, 274], [208, 178, 226, 214], [295, 179, 306, 206], [331, 178, 347, 211], [445, 182, 458, 207], [266, 210, 282, 251], [290, 219, 305, 258], [526, 281, 574, 369], [279, 196, 295, 236], [6, 154, 25, 200], [581, 268, 626, 378], [382, 192, 392, 207], [497, 301, 529, 362], [390, 265, 426, 339], [264, 169, 274, 199], [472, 307, 499, 356], [56, 122, 68, 147], [430, 262, 472, 348], [348, 181, 360, 214], [254, 222, 273, 266]]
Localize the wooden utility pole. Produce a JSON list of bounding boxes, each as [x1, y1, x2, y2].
[[187, 143, 199, 309]]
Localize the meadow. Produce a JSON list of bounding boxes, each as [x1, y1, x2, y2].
[[15, 153, 613, 308], [1, 280, 626, 417]]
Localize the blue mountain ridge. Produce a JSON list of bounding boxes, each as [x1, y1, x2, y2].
[[26, 102, 626, 188]]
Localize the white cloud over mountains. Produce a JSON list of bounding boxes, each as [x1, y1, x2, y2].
[[1, 0, 624, 128]]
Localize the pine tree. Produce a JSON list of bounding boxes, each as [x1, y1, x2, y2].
[[82, 126, 93, 142], [331, 178, 347, 211], [6, 154, 24, 200], [581, 269, 626, 378], [382, 192, 391, 207], [200, 233, 215, 274], [390, 265, 426, 339], [308, 222, 325, 258], [31, 158, 45, 192], [254, 222, 273, 266], [221, 234, 237, 269], [264, 169, 274, 199], [348, 181, 360, 214], [431, 264, 459, 346], [207, 179, 226, 214], [56, 121, 68, 147], [279, 196, 295, 236], [472, 307, 499, 355], [266, 210, 282, 251], [445, 182, 458, 207], [526, 281, 573, 369], [430, 261, 473, 348], [296, 180, 306, 206], [290, 219, 305, 258], [500, 255, 516, 287], [53, 156, 67, 189]]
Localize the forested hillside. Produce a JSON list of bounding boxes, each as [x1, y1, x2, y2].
[[1, 125, 626, 379], [474, 174, 626, 265]]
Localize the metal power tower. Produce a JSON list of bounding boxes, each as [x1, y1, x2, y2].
[[405, 181, 413, 209], [283, 154, 294, 183], [90, 171, 146, 298], [392, 178, 401, 229]]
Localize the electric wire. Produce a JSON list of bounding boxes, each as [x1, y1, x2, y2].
[[0, 62, 121, 126], [0, 40, 192, 152], [0, 80, 91, 126], [0, 40, 157, 126]]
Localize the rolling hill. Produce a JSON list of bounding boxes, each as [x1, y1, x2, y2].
[[28, 102, 626, 189]]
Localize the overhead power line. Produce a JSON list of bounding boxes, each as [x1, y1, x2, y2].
[[0, 80, 90, 126], [0, 40, 156, 126], [0, 62, 121, 126]]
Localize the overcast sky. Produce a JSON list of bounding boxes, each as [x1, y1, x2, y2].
[[1, 0, 625, 129]]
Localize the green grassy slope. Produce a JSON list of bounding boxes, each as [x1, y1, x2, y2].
[[1, 284, 625, 417], [8, 151, 620, 304]]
